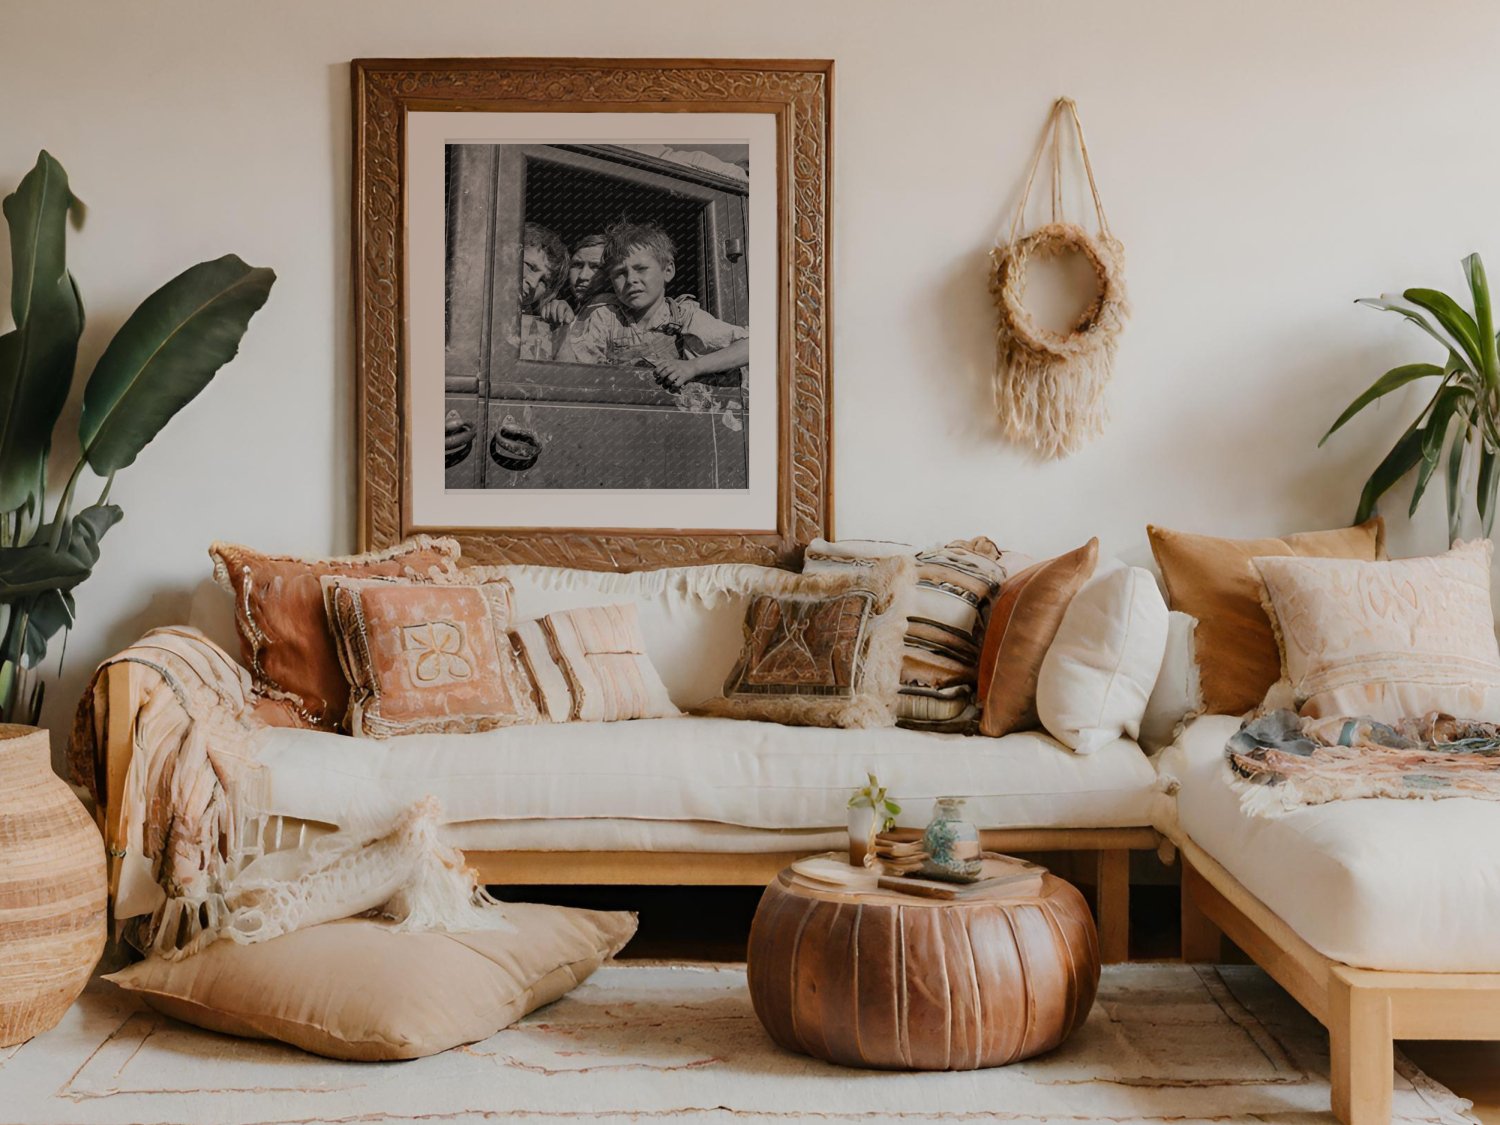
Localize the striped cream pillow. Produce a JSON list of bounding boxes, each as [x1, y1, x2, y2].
[[803, 537, 1025, 731], [511, 603, 679, 723]]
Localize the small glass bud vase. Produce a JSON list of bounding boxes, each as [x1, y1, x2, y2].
[[921, 797, 983, 882]]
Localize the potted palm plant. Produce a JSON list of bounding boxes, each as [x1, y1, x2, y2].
[[0, 149, 273, 1046], [0, 150, 274, 724], [1323, 253, 1500, 544]]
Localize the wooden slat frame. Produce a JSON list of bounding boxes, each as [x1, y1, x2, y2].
[[1178, 834, 1500, 1125]]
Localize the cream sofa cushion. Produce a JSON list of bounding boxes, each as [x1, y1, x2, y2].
[[104, 903, 636, 1060], [1036, 564, 1169, 754], [1160, 715, 1500, 971], [1254, 539, 1500, 721], [248, 716, 1159, 831]]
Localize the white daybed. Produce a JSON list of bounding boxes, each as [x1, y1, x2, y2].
[[1160, 714, 1500, 1125]]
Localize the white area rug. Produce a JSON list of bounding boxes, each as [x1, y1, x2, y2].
[[0, 962, 1475, 1124]]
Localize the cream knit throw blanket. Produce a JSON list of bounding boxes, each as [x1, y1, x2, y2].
[[70, 627, 509, 960]]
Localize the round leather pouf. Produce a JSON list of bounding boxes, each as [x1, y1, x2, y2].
[[747, 868, 1099, 1070]]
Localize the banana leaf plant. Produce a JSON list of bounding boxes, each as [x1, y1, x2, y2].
[[0, 151, 274, 725], [1323, 253, 1500, 545]]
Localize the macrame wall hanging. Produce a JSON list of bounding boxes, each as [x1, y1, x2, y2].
[[990, 97, 1129, 460]]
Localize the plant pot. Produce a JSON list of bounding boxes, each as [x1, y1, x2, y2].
[[0, 724, 106, 1046]]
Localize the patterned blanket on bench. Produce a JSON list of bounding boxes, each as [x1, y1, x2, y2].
[[1226, 708, 1500, 816]]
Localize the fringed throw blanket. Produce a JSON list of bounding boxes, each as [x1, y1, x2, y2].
[[1226, 708, 1500, 816], [69, 627, 510, 960]]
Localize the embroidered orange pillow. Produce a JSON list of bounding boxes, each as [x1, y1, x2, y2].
[[211, 538, 461, 730], [322, 575, 539, 738]]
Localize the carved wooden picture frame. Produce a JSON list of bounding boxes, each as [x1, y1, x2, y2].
[[352, 58, 833, 569]]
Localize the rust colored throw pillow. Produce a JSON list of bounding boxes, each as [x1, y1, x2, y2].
[[211, 537, 461, 730], [510, 603, 679, 723], [700, 555, 915, 729], [323, 575, 539, 738], [1147, 518, 1385, 717], [976, 539, 1099, 738]]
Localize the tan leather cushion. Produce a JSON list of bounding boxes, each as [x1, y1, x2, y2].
[[105, 904, 637, 1061], [210, 538, 461, 730], [1147, 518, 1385, 716], [323, 575, 540, 737], [977, 539, 1099, 737]]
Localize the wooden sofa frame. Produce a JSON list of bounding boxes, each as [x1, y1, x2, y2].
[[99, 661, 1156, 963], [1179, 835, 1500, 1125]]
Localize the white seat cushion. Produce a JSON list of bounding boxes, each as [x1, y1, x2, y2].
[[248, 717, 1157, 834], [1158, 714, 1500, 972]]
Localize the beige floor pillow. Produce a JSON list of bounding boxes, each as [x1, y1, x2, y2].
[[105, 903, 637, 1061]]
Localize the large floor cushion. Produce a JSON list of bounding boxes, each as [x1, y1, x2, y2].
[[1158, 715, 1500, 972], [248, 717, 1159, 833]]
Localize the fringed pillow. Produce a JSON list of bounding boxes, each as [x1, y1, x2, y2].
[[803, 538, 1025, 731], [699, 555, 915, 729], [322, 574, 539, 738], [210, 537, 461, 730], [1254, 540, 1500, 723]]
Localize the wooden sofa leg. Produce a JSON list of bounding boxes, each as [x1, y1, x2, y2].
[[1328, 968, 1393, 1125], [1179, 858, 1224, 963], [1094, 848, 1129, 964]]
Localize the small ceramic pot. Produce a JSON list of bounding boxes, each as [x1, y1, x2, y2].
[[921, 796, 983, 882]]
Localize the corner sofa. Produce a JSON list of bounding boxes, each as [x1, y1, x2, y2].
[[93, 559, 1163, 964]]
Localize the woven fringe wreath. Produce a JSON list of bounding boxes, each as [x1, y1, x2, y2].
[[991, 99, 1129, 460]]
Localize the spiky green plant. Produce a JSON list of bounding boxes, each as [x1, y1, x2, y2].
[[0, 151, 274, 724], [1323, 253, 1500, 544]]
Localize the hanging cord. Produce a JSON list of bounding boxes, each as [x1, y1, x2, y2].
[[1002, 97, 1112, 248]]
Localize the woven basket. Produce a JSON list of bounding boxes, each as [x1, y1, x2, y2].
[[0, 724, 106, 1046]]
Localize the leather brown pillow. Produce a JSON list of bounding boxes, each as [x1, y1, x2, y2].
[[1147, 518, 1385, 716], [976, 539, 1099, 738], [210, 537, 461, 730]]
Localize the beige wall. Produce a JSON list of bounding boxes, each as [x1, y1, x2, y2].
[[2, 0, 1497, 742]]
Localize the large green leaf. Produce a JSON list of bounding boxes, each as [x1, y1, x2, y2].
[[1410, 387, 1469, 517], [1481, 447, 1500, 536], [1462, 253, 1499, 391], [1355, 421, 1426, 524], [1357, 295, 1474, 368], [0, 151, 83, 512], [1320, 362, 1443, 446], [0, 542, 90, 599], [79, 254, 274, 474], [1404, 287, 1483, 373], [1446, 410, 1472, 544]]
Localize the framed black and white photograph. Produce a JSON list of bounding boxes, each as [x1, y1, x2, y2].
[[442, 140, 752, 492], [353, 59, 833, 569]]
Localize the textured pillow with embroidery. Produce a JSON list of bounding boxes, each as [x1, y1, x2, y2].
[[322, 575, 539, 739], [510, 603, 680, 723], [699, 555, 915, 729]]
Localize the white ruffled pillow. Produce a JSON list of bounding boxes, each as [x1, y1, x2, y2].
[[1036, 564, 1169, 754]]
